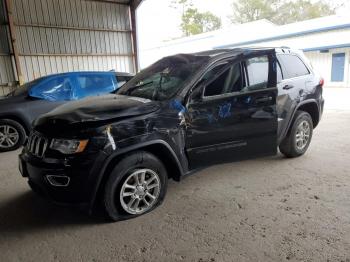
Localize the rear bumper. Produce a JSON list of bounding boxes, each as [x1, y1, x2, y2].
[[19, 149, 108, 210]]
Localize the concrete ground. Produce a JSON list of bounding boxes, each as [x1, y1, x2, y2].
[[1, 88, 350, 262]]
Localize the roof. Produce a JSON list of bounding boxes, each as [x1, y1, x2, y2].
[[143, 15, 350, 52], [32, 71, 133, 80], [215, 15, 350, 49]]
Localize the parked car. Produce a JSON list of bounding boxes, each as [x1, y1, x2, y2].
[[0, 71, 133, 152], [19, 48, 324, 221]]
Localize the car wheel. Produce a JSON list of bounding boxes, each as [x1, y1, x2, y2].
[[103, 151, 168, 221], [0, 119, 26, 152], [279, 111, 313, 158]]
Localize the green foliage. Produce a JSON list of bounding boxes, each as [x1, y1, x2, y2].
[[171, 0, 222, 36], [181, 8, 222, 36], [230, 0, 336, 25], [273, 0, 336, 25]]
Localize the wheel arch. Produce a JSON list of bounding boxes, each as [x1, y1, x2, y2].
[[0, 114, 30, 134], [297, 100, 320, 128], [279, 99, 320, 145], [89, 140, 185, 213]]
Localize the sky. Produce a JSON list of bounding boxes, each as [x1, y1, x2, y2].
[[137, 0, 350, 50]]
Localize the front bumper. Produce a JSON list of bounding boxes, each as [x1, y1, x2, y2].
[[19, 149, 108, 209]]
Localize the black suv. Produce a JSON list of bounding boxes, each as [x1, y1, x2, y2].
[[19, 48, 324, 221]]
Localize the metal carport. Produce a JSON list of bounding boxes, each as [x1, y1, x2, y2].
[[0, 0, 143, 93]]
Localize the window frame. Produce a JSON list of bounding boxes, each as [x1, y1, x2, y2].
[[239, 55, 270, 90], [188, 53, 277, 103], [276, 60, 284, 83]]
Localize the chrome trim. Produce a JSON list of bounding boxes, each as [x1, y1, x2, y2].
[[46, 175, 70, 187], [27, 132, 48, 158]]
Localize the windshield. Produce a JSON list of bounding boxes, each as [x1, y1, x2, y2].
[[117, 54, 209, 101], [7, 77, 46, 97]]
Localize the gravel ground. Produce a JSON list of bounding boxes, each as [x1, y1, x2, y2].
[[1, 102, 350, 261]]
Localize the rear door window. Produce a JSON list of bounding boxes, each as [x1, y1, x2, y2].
[[76, 74, 117, 98], [278, 54, 309, 79]]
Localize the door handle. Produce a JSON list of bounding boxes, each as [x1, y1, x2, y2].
[[255, 96, 273, 103], [283, 84, 294, 90]]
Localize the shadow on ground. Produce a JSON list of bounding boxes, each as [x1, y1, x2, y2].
[[0, 191, 106, 236], [0, 154, 287, 237]]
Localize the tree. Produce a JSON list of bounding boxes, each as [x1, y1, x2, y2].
[[230, 0, 336, 25], [230, 0, 279, 24], [170, 0, 193, 16], [274, 0, 336, 25], [171, 0, 222, 36], [181, 8, 222, 36]]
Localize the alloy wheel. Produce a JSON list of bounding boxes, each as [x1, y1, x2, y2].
[[0, 125, 19, 149], [295, 120, 310, 151], [119, 169, 161, 215]]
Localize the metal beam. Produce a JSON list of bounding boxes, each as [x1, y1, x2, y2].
[[84, 0, 129, 5], [131, 0, 144, 8], [129, 0, 143, 72], [14, 23, 132, 33], [18, 53, 134, 57], [4, 0, 22, 85]]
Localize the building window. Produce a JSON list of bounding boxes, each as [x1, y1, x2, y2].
[[331, 53, 345, 82]]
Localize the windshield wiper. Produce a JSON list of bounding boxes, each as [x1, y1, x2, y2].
[[125, 81, 153, 96]]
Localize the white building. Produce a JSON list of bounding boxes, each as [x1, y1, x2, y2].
[[140, 15, 350, 87]]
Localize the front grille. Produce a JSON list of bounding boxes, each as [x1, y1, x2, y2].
[[27, 132, 49, 158]]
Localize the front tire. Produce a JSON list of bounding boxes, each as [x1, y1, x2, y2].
[[103, 151, 168, 221], [279, 111, 313, 158], [0, 119, 26, 152]]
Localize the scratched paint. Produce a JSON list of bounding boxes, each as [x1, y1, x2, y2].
[[219, 103, 232, 118]]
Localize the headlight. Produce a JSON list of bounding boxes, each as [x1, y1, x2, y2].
[[50, 139, 89, 154]]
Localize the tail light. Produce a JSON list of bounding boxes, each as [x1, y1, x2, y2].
[[319, 77, 324, 87]]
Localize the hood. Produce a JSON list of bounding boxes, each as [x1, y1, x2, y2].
[[0, 92, 28, 108], [34, 94, 160, 127]]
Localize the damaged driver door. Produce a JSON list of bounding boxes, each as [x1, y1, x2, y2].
[[185, 51, 278, 169]]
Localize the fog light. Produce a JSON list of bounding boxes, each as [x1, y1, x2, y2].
[[46, 175, 70, 187]]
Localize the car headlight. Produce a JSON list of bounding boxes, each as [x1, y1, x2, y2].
[[50, 139, 89, 154]]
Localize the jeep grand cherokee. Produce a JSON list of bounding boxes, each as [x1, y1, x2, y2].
[[19, 48, 324, 221]]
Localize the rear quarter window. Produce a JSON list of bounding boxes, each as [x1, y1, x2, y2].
[[278, 54, 309, 79], [76, 74, 117, 98]]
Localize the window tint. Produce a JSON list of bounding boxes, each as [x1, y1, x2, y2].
[[29, 76, 73, 101], [278, 54, 309, 79], [77, 74, 116, 98], [245, 56, 269, 91], [277, 61, 283, 83], [204, 63, 243, 97]]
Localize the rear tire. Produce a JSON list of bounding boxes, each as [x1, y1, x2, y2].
[[0, 119, 26, 152], [279, 111, 313, 158], [103, 151, 168, 221]]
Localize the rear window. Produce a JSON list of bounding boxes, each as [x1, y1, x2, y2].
[[278, 54, 309, 79]]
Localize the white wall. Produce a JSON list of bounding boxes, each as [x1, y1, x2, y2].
[[305, 48, 350, 87]]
